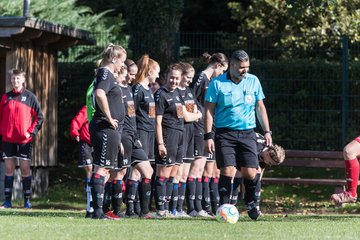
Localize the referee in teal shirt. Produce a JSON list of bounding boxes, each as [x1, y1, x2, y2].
[[204, 50, 272, 220]]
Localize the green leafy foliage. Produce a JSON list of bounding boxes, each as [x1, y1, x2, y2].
[[228, 0, 360, 58], [0, 0, 126, 62]]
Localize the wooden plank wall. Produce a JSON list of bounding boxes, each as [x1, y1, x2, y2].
[[4, 42, 58, 167]]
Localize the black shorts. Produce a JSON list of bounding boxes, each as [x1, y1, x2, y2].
[[118, 131, 148, 170], [215, 128, 258, 169], [2, 141, 32, 161], [155, 127, 183, 166], [193, 128, 214, 161], [78, 142, 93, 168], [138, 129, 155, 162], [90, 121, 119, 169], [183, 123, 194, 163]]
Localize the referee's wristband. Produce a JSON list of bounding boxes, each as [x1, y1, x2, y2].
[[204, 132, 214, 140]]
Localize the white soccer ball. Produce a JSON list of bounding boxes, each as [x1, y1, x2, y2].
[[216, 204, 240, 224]]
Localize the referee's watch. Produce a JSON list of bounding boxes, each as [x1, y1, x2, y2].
[[264, 130, 272, 135]]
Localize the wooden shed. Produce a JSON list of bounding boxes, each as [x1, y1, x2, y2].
[[0, 16, 94, 199]]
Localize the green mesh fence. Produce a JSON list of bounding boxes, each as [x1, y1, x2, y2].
[[58, 32, 360, 156]]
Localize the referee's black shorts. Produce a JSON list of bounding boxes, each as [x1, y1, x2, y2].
[[215, 128, 258, 170]]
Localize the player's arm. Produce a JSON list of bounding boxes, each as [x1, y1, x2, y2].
[[155, 115, 166, 157], [95, 88, 118, 129], [256, 100, 272, 146], [204, 101, 216, 154], [182, 105, 202, 122]]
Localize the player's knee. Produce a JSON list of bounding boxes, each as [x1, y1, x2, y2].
[[343, 145, 356, 160]]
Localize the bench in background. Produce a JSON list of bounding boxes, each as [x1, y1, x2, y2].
[[261, 150, 354, 186]]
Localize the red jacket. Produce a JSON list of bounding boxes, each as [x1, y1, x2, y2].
[[69, 105, 91, 145], [0, 88, 43, 144]]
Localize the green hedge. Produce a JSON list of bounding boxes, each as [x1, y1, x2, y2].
[[57, 59, 360, 164]]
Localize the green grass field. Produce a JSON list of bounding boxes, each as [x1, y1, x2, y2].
[[1, 209, 360, 240], [2, 166, 360, 239]]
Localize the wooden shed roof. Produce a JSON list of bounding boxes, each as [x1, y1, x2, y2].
[[0, 16, 95, 49]]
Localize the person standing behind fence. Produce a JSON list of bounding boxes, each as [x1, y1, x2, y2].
[[204, 49, 272, 221], [188, 52, 228, 216], [89, 43, 127, 220], [0, 69, 43, 209], [69, 105, 93, 217], [331, 137, 360, 204]]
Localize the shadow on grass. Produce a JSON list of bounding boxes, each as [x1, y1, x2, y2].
[[0, 209, 82, 218], [255, 214, 360, 222]]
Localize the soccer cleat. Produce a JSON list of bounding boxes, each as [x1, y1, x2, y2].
[[175, 210, 190, 218], [247, 202, 261, 220], [331, 191, 357, 204], [105, 211, 121, 220], [0, 201, 12, 209], [85, 211, 93, 218], [156, 210, 167, 218], [188, 210, 200, 217], [92, 213, 114, 220], [156, 210, 173, 218], [171, 209, 178, 216], [114, 211, 125, 218], [24, 200, 32, 209], [205, 209, 215, 217], [197, 210, 211, 217], [139, 212, 156, 219], [125, 211, 139, 218]]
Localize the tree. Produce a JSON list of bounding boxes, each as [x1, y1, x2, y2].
[[228, 0, 360, 59], [0, 0, 126, 61], [180, 0, 239, 32], [123, 0, 184, 66]]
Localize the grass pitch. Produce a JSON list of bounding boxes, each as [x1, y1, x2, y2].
[[1, 166, 359, 240], [1, 209, 360, 240]]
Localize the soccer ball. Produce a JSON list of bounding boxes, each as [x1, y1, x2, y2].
[[216, 204, 239, 224]]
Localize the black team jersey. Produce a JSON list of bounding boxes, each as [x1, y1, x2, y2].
[[177, 86, 196, 125], [255, 132, 267, 169], [92, 68, 125, 126], [120, 85, 137, 133], [190, 72, 210, 131], [154, 87, 184, 131], [132, 83, 155, 132], [190, 72, 210, 107]]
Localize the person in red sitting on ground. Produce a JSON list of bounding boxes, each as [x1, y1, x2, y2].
[[331, 137, 360, 204]]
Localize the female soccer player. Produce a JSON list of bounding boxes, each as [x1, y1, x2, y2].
[[154, 63, 202, 217], [89, 43, 127, 220], [188, 52, 228, 216]]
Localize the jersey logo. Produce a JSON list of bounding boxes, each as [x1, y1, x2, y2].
[[245, 94, 253, 104], [102, 68, 109, 81], [21, 96, 27, 102], [133, 85, 140, 96]]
